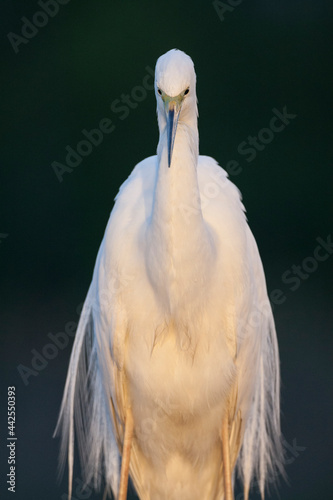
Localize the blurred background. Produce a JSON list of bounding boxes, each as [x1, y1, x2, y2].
[[1, 1, 332, 499]]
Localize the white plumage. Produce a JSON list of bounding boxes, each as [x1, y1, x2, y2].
[[55, 49, 284, 500]]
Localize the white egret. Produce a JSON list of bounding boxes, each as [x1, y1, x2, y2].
[[55, 49, 284, 500]]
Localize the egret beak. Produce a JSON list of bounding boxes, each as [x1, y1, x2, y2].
[[164, 96, 183, 167]]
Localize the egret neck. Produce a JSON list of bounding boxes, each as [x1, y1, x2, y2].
[[146, 118, 216, 313]]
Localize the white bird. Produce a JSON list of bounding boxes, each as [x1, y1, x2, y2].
[[55, 49, 284, 500]]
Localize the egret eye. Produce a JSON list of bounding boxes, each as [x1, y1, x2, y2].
[[184, 88, 190, 96], [157, 88, 162, 96]]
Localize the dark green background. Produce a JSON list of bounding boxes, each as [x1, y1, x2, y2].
[[1, 1, 332, 499]]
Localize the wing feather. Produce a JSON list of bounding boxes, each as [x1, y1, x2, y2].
[[197, 155, 284, 498], [236, 230, 285, 498], [54, 240, 123, 498], [54, 156, 158, 498]]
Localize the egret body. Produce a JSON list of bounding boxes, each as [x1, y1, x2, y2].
[[55, 49, 284, 500]]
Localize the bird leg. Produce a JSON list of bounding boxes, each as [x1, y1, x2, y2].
[[222, 413, 234, 500], [118, 408, 134, 500]]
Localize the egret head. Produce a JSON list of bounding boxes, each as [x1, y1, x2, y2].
[[155, 49, 198, 167]]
